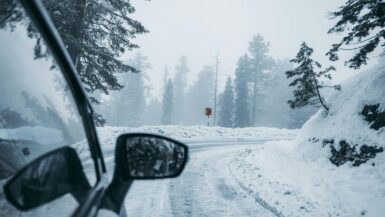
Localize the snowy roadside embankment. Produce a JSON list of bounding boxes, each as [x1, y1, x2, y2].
[[96, 125, 298, 147], [228, 140, 385, 217], [95, 125, 298, 162], [225, 66, 385, 217], [297, 65, 385, 166]]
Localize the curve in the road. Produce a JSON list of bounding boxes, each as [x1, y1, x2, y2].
[[124, 142, 283, 217]]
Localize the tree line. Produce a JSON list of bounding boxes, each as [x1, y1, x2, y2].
[[216, 35, 320, 128], [90, 0, 385, 128], [99, 54, 217, 127]]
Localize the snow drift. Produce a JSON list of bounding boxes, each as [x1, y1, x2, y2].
[[226, 67, 385, 216], [297, 64, 385, 166]]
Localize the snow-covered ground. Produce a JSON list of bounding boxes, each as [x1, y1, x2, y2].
[[96, 125, 301, 216], [229, 140, 385, 217], [123, 141, 281, 217], [119, 128, 384, 217], [97, 125, 298, 145], [96, 125, 298, 172], [297, 64, 385, 165], [229, 64, 385, 217]]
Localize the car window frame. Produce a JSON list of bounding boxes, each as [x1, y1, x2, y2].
[[17, 0, 110, 216]]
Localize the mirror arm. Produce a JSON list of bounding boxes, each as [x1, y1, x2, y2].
[[71, 180, 92, 205], [102, 168, 133, 214]]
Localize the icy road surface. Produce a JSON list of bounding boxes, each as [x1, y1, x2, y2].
[[122, 141, 283, 217]]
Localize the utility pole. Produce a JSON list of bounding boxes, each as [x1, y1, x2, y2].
[[213, 51, 219, 126]]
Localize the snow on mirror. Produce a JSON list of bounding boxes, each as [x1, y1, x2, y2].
[[124, 136, 187, 179]]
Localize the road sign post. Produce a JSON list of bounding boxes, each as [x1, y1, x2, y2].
[[205, 107, 212, 126]]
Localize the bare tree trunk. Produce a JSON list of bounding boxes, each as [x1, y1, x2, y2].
[[311, 72, 329, 111]]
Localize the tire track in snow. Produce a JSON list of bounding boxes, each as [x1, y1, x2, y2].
[[227, 163, 285, 217], [167, 145, 279, 217], [123, 142, 287, 217]]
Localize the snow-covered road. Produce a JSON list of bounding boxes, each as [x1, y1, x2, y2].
[[122, 140, 284, 217], [3, 125, 384, 216]]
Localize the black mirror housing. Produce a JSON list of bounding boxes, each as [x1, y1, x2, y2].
[[114, 133, 188, 180], [3, 146, 90, 211], [102, 133, 189, 214]]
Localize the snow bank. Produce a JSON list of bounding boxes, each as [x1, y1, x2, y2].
[[233, 65, 385, 216], [96, 125, 298, 146], [229, 140, 385, 217], [296, 64, 385, 165]]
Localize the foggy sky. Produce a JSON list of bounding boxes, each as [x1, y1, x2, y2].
[[127, 0, 377, 98]]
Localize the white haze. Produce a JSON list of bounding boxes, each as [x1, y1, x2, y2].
[[127, 0, 377, 98]]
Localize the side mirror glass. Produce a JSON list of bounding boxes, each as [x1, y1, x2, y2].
[[115, 133, 188, 179], [3, 147, 90, 211]]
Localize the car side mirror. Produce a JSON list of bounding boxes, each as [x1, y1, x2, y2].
[[3, 147, 90, 211], [115, 133, 188, 179]]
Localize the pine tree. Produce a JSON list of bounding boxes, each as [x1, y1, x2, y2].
[[234, 55, 251, 128], [143, 97, 162, 125], [1, 0, 147, 100], [118, 53, 149, 126], [327, 0, 385, 69], [286, 42, 340, 112], [247, 34, 274, 125], [262, 59, 318, 128], [162, 79, 174, 125], [218, 76, 235, 128], [173, 56, 189, 124], [104, 53, 149, 126]]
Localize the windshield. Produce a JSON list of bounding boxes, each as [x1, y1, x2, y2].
[[0, 1, 96, 216]]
